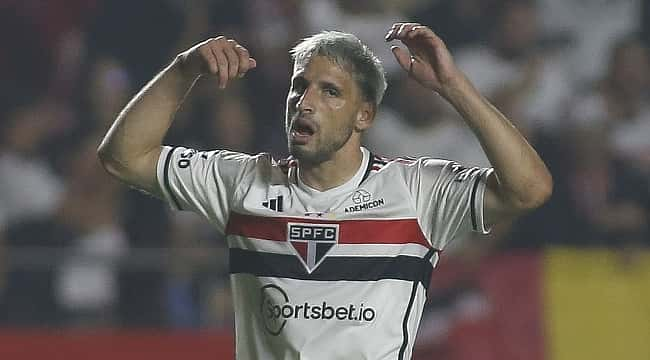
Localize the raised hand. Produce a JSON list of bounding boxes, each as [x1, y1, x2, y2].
[[385, 23, 465, 96], [176, 36, 257, 89]]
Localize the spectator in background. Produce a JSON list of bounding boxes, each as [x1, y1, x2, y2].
[[365, 76, 489, 167], [563, 128, 649, 248], [54, 137, 127, 327], [454, 0, 572, 136], [539, 0, 641, 86], [0, 99, 70, 325], [166, 211, 231, 328], [563, 36, 650, 248], [569, 36, 650, 175], [0, 101, 66, 229]]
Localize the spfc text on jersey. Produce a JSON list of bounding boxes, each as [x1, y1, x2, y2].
[[288, 224, 338, 241]]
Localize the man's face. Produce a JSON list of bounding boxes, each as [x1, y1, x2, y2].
[[285, 55, 369, 164]]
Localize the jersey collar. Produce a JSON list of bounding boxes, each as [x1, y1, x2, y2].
[[295, 147, 371, 197]]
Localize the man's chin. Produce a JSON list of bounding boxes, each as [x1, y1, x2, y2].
[[288, 143, 308, 159], [289, 144, 324, 164]]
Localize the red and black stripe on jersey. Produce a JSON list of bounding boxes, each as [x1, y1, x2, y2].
[[226, 212, 438, 289]]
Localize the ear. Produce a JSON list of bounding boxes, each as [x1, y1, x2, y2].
[[354, 102, 375, 132]]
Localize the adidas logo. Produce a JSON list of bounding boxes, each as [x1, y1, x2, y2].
[[262, 195, 284, 212]]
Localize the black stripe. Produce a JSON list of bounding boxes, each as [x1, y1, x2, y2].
[[398, 248, 435, 360], [398, 281, 418, 360], [163, 147, 182, 210], [359, 151, 375, 185], [229, 248, 433, 288], [470, 172, 482, 231]]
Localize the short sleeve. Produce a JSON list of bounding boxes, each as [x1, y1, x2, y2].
[[410, 159, 493, 250], [156, 146, 257, 232]]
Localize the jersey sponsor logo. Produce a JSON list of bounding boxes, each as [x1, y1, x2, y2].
[[287, 222, 338, 273], [352, 189, 371, 204], [262, 195, 284, 212], [260, 284, 376, 336], [345, 189, 385, 213]]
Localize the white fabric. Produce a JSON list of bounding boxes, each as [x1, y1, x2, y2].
[[56, 224, 127, 310], [0, 153, 64, 226], [157, 145, 492, 359]]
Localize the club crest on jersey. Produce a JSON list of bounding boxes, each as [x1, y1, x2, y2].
[[287, 222, 339, 273]]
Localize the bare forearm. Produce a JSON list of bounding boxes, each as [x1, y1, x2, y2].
[[384, 22, 552, 215], [98, 58, 198, 165], [442, 78, 553, 209], [97, 36, 256, 195]]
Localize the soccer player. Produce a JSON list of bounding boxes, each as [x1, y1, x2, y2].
[[98, 23, 552, 359]]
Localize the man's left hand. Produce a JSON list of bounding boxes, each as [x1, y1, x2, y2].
[[386, 23, 466, 97]]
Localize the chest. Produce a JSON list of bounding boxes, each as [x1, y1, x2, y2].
[[236, 175, 414, 220]]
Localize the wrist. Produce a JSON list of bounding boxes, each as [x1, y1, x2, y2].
[[438, 74, 480, 105]]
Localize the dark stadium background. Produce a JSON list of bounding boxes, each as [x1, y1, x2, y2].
[[1, 1, 649, 359]]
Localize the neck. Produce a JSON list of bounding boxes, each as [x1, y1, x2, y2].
[[298, 145, 364, 191]]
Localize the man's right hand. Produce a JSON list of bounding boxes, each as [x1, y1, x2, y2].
[[176, 36, 257, 89]]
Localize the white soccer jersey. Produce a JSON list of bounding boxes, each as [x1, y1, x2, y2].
[[157, 146, 492, 360]]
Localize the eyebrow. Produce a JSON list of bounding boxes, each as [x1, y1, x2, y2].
[[290, 72, 346, 96], [320, 80, 342, 91]]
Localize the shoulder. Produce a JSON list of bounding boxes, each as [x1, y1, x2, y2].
[[248, 154, 296, 185], [164, 147, 274, 182], [378, 154, 489, 181], [369, 153, 450, 176]]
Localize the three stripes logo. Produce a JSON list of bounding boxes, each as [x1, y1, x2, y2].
[[262, 195, 284, 212]]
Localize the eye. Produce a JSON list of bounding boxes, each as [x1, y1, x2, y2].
[[294, 83, 306, 93], [291, 77, 307, 93], [324, 87, 340, 97]]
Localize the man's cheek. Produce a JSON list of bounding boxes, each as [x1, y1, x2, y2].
[[329, 98, 346, 110]]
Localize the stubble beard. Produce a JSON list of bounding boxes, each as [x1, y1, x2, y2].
[[287, 125, 355, 165]]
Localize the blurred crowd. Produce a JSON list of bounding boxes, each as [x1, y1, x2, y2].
[[0, 0, 649, 331]]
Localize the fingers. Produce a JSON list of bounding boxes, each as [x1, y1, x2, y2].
[[234, 44, 257, 77], [385, 22, 436, 43], [384, 23, 401, 41], [199, 45, 219, 75], [195, 36, 256, 88], [224, 40, 240, 80], [210, 42, 230, 89], [390, 46, 412, 73]]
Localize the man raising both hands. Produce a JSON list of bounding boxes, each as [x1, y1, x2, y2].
[[99, 22, 551, 360]]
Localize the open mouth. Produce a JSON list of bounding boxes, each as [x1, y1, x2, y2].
[[290, 117, 317, 144]]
